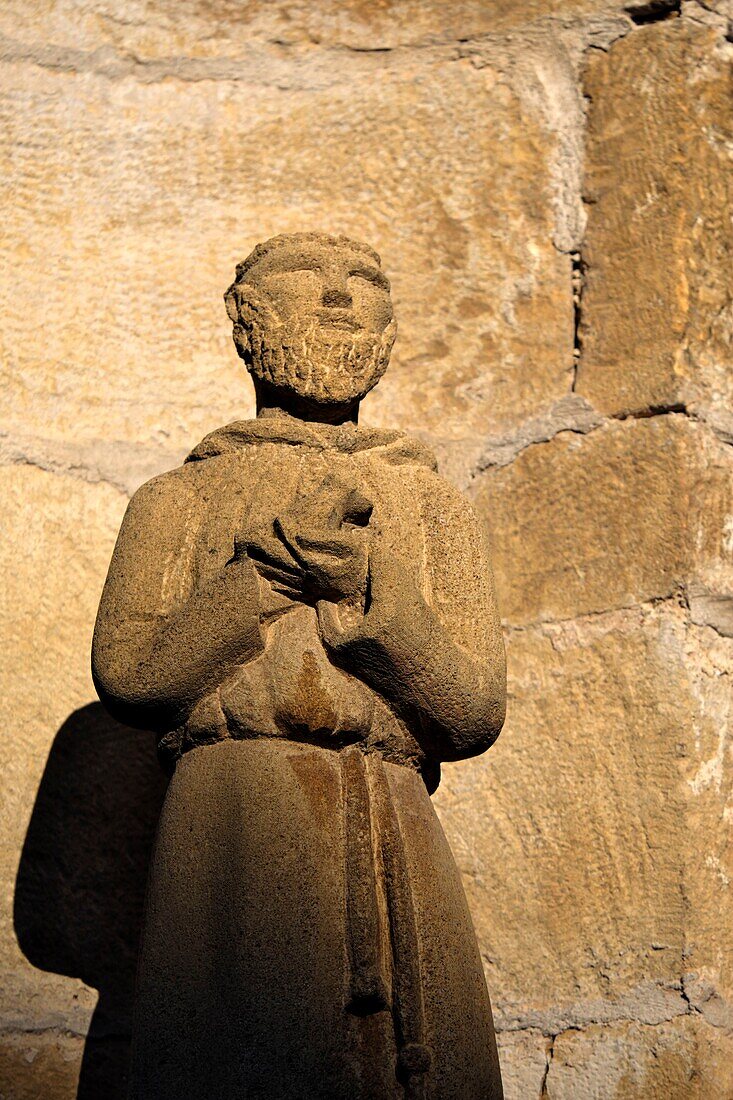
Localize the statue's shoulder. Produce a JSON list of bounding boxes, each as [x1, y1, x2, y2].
[[392, 454, 487, 541], [185, 419, 271, 463], [122, 465, 198, 535], [128, 422, 265, 506], [183, 417, 440, 473]]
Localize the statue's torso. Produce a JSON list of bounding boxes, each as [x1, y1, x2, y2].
[[165, 435, 435, 770]]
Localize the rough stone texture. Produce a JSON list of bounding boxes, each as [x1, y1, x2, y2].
[[682, 623, 733, 1034], [495, 1029, 550, 1099], [0, 467, 123, 1028], [0, 30, 574, 479], [2, 2, 732, 1098], [0, 1031, 83, 1100], [578, 18, 733, 439], [546, 1018, 733, 1099], [473, 416, 733, 626], [437, 606, 688, 1021], [0, 466, 150, 1098], [0, 0, 627, 55]]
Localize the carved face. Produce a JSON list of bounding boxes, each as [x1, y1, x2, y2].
[[226, 236, 397, 406]]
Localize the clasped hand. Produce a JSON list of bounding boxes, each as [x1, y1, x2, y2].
[[234, 475, 374, 606]]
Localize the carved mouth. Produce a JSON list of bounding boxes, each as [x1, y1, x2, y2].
[[317, 310, 361, 333]]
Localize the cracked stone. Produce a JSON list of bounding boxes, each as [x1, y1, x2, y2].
[[687, 582, 733, 637], [495, 1028, 550, 1100]]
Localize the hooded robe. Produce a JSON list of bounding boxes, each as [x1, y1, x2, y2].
[[93, 416, 505, 1100]]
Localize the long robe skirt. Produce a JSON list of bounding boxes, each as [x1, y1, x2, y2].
[[128, 738, 503, 1099]]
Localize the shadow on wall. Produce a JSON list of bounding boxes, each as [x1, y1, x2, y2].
[[14, 703, 167, 1100]]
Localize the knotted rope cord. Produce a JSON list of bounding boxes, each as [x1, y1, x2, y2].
[[342, 746, 432, 1097]]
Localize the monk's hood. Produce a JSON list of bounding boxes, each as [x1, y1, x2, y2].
[[186, 416, 438, 471]]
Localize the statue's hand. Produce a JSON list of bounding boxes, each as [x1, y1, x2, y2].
[[317, 536, 423, 653], [274, 477, 373, 604], [233, 527, 307, 601], [239, 474, 374, 605]]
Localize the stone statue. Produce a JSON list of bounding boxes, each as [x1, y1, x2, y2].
[[92, 232, 507, 1100]]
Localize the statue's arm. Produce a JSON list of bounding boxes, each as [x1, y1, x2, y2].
[[319, 477, 506, 762], [92, 472, 264, 730]]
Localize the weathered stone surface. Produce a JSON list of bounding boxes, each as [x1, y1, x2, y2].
[[436, 596, 733, 1084], [578, 20, 733, 437], [435, 605, 692, 1028], [546, 1018, 733, 1099], [682, 623, 733, 1033], [687, 582, 733, 638], [0, 41, 573, 488], [0, 1028, 140, 1100], [495, 1028, 550, 1100], [692, 1016, 733, 1099], [2, 5, 732, 1098], [472, 416, 733, 626], [0, 0, 627, 56], [0, 1030, 82, 1100]]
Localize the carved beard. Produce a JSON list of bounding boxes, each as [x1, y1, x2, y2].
[[232, 292, 397, 406]]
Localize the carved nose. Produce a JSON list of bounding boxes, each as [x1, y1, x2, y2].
[[321, 286, 353, 309]]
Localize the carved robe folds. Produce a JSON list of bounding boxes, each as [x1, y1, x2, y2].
[[93, 417, 506, 1099]]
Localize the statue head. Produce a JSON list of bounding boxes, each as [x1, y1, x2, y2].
[[225, 232, 397, 414]]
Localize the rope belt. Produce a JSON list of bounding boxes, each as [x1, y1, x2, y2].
[[342, 745, 432, 1098]]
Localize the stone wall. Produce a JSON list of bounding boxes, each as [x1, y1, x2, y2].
[[1, 2, 731, 1097]]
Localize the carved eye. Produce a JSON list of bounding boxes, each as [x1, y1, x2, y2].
[[261, 268, 320, 299], [349, 267, 388, 290]]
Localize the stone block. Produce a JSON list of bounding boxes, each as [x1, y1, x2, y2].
[[546, 1018, 733, 1099], [682, 624, 733, 1033], [0, 465, 139, 1040], [578, 21, 733, 436], [495, 1028, 550, 1100], [0, 1031, 82, 1100], [0, 41, 572, 488], [0, 0, 627, 55], [472, 416, 733, 627], [435, 605, 692, 1030], [436, 595, 733, 1050], [1, 7, 731, 1098]]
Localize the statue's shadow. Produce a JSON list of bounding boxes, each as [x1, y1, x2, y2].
[[14, 703, 167, 1099]]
